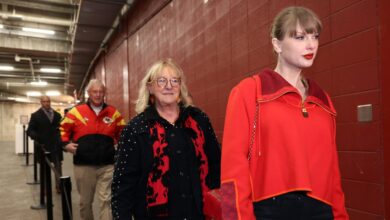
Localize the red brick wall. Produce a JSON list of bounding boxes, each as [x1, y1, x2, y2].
[[92, 0, 387, 219]]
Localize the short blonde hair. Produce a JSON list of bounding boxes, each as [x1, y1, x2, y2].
[[135, 58, 193, 114], [271, 6, 322, 40]]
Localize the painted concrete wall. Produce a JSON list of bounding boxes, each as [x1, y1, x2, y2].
[[0, 102, 39, 141]]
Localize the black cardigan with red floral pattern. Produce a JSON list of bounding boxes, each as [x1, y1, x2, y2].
[[112, 105, 221, 220]]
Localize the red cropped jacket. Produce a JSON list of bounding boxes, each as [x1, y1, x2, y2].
[[221, 69, 349, 220]]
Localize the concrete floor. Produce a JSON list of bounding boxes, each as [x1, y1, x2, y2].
[[0, 141, 99, 220]]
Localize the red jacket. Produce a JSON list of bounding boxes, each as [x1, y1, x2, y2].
[[60, 102, 125, 165], [221, 69, 348, 220]]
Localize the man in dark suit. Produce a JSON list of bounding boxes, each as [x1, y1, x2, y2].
[[27, 95, 63, 193]]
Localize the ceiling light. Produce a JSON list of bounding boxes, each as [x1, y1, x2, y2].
[[26, 91, 42, 97], [30, 80, 48, 86], [6, 12, 23, 21], [0, 24, 3, 29], [22, 27, 55, 35], [15, 97, 30, 102], [46, 90, 61, 96], [40, 68, 61, 73], [0, 65, 14, 71]]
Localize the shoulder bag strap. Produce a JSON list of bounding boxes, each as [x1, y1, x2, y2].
[[248, 75, 261, 161]]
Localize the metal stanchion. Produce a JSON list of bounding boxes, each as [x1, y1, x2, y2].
[[60, 176, 73, 220], [21, 126, 32, 166], [30, 145, 72, 220], [44, 152, 53, 220], [22, 125, 26, 155], [31, 145, 46, 210], [27, 142, 39, 185], [25, 131, 30, 165]]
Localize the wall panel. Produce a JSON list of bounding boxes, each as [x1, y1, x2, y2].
[[104, 41, 129, 120]]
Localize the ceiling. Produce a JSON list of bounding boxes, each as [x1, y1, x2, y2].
[[0, 0, 133, 105]]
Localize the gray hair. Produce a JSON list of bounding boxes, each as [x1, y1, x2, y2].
[[86, 79, 106, 92]]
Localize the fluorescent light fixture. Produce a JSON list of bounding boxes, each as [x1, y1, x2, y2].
[[22, 27, 55, 35], [26, 91, 42, 97], [0, 24, 3, 29], [0, 65, 14, 71], [7, 13, 23, 20], [46, 90, 61, 96], [31, 80, 48, 86], [15, 97, 30, 102], [40, 68, 61, 73], [7, 97, 16, 100]]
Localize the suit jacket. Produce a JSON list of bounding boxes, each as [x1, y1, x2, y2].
[[27, 108, 62, 160]]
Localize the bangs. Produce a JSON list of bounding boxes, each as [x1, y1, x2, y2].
[[285, 11, 322, 37], [150, 62, 182, 81], [148, 65, 164, 82]]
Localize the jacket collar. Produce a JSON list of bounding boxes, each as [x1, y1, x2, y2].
[[258, 68, 336, 115], [86, 101, 107, 110], [144, 104, 188, 125]]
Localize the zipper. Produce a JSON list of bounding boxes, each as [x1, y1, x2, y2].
[[259, 90, 310, 118], [259, 89, 336, 119], [301, 101, 309, 118], [307, 99, 337, 116]]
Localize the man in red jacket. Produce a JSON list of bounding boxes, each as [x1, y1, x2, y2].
[[61, 79, 125, 220]]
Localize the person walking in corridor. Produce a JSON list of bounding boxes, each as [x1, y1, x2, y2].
[[27, 95, 63, 193], [60, 79, 125, 220], [220, 6, 349, 220], [111, 59, 221, 220]]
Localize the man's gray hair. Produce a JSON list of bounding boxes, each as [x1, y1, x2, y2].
[[86, 79, 106, 92]]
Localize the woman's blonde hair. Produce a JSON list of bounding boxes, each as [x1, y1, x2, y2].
[[271, 6, 322, 40], [135, 58, 193, 114]]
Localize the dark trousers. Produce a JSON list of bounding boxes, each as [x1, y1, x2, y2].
[[253, 191, 334, 220]]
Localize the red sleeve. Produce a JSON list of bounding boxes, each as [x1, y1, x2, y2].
[[221, 78, 256, 220], [60, 109, 76, 143], [112, 109, 126, 142]]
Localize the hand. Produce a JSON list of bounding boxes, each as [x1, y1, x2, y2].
[[65, 143, 78, 155]]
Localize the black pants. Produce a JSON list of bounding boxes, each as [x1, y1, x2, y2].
[[253, 191, 333, 220]]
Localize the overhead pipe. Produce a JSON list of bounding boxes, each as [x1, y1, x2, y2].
[[0, 12, 72, 27], [0, 75, 65, 80], [15, 55, 38, 81], [78, 0, 135, 98]]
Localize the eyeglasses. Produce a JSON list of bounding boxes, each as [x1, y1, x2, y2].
[[153, 77, 181, 88]]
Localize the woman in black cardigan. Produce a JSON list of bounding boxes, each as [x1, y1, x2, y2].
[[112, 58, 221, 220]]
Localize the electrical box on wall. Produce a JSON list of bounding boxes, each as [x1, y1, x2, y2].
[[357, 104, 373, 122]]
